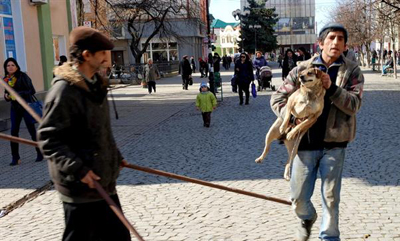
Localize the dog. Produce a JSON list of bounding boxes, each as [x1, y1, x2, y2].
[[255, 67, 326, 181]]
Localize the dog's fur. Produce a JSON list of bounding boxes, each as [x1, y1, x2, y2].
[[255, 67, 326, 180]]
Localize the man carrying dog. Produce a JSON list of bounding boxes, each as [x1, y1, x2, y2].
[[37, 27, 130, 241], [271, 23, 364, 241]]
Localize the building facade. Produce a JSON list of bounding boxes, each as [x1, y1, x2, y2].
[[241, 0, 316, 55], [211, 19, 240, 57], [104, 0, 209, 66]]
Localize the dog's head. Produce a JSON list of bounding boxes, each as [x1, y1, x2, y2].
[[298, 67, 323, 88]]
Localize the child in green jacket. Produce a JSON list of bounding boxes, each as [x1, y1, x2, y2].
[[196, 82, 217, 127]]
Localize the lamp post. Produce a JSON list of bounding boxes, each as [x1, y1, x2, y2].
[[232, 8, 250, 53], [249, 24, 261, 55]]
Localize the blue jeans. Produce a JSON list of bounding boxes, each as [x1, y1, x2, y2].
[[290, 148, 345, 241], [382, 65, 391, 74]]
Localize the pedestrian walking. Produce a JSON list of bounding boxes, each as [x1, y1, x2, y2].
[[234, 53, 254, 105], [271, 22, 364, 241], [196, 82, 217, 128], [297, 47, 311, 61], [199, 57, 207, 78], [36, 26, 131, 241], [207, 53, 215, 95], [282, 49, 297, 80], [253, 51, 268, 83], [213, 53, 222, 93], [3, 57, 43, 166], [144, 58, 160, 94], [179, 55, 192, 90], [190, 56, 196, 73], [278, 53, 283, 68]]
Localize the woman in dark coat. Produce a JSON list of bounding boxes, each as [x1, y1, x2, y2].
[[3, 58, 43, 165], [282, 49, 297, 80], [234, 53, 254, 105], [297, 47, 311, 61]]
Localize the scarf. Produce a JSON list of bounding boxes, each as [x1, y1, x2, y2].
[[4, 74, 17, 100]]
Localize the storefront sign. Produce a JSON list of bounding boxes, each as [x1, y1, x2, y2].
[[3, 17, 16, 59]]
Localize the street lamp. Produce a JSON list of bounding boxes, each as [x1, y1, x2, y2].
[[249, 24, 261, 55], [232, 8, 250, 53]]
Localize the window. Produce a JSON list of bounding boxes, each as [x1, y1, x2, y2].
[[142, 41, 178, 62]]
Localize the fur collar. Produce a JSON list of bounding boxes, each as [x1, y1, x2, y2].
[[53, 62, 108, 92]]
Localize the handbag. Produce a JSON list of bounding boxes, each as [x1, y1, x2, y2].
[[251, 82, 257, 98], [189, 76, 193, 85], [28, 95, 43, 121]]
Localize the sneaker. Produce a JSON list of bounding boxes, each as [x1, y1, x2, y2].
[[295, 213, 317, 241]]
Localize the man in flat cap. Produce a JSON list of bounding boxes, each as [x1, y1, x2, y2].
[[269, 23, 364, 240], [37, 26, 130, 241]]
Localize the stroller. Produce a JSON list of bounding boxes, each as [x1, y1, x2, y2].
[[256, 66, 275, 91]]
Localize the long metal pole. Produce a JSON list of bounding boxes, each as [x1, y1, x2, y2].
[[122, 163, 291, 206], [0, 132, 291, 206]]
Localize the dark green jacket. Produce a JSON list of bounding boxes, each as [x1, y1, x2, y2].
[[37, 63, 123, 202]]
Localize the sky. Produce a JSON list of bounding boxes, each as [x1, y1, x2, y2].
[[209, 0, 337, 33]]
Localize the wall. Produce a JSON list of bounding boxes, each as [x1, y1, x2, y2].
[[20, 1, 44, 92], [50, 0, 70, 63]]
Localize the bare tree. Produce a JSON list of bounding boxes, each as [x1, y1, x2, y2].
[[331, 0, 378, 67], [76, 0, 202, 63]]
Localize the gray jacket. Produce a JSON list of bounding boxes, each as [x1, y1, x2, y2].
[[271, 56, 364, 143], [144, 64, 159, 83], [37, 63, 123, 202]]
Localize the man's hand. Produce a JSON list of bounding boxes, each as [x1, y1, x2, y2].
[[81, 170, 101, 189], [321, 73, 332, 89]]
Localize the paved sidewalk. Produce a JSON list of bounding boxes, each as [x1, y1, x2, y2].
[[1, 65, 400, 241]]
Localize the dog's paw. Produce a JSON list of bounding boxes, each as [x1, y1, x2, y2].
[[279, 124, 287, 134], [286, 131, 298, 140], [255, 157, 263, 163]]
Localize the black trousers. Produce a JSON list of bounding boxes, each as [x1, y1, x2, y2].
[[238, 83, 250, 104], [62, 194, 131, 241], [147, 80, 156, 93], [10, 105, 41, 160], [182, 75, 190, 90], [202, 112, 211, 127]]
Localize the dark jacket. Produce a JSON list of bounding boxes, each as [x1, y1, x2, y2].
[[234, 60, 254, 85], [37, 63, 123, 202], [282, 56, 297, 78], [4, 72, 36, 106], [180, 59, 192, 77], [213, 56, 221, 72]]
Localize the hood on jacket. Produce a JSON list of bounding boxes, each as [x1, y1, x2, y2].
[[53, 62, 108, 92]]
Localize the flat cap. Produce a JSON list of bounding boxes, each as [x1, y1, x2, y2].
[[319, 23, 348, 43], [70, 26, 114, 52]]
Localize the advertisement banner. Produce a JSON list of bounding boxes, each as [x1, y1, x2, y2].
[[3, 17, 16, 59]]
